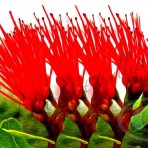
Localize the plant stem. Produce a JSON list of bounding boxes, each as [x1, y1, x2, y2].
[[113, 143, 121, 148], [80, 143, 88, 148], [132, 105, 143, 115], [33, 109, 65, 148], [45, 109, 65, 140], [107, 110, 125, 141], [74, 109, 98, 147], [48, 143, 55, 148]]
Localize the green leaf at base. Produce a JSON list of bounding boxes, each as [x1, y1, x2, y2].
[[130, 105, 148, 132], [0, 129, 30, 148], [0, 117, 55, 146], [2, 129, 55, 144], [92, 133, 121, 145], [132, 96, 142, 110]]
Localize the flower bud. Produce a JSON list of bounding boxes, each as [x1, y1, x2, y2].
[[68, 99, 78, 112], [33, 99, 45, 113], [87, 113, 97, 125], [101, 99, 111, 112]]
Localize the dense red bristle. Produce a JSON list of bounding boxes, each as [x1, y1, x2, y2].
[[106, 7, 148, 95], [0, 12, 51, 112], [1, 5, 148, 115], [1, 6, 148, 146]]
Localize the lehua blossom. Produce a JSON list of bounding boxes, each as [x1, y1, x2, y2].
[[0, 11, 51, 113], [0, 5, 148, 148]]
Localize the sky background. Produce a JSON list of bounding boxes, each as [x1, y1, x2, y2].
[[0, 0, 147, 102]]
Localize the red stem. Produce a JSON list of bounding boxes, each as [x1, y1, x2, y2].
[[106, 110, 125, 142], [113, 143, 121, 148], [48, 143, 55, 148], [74, 109, 97, 144], [81, 143, 88, 148], [33, 109, 65, 147]]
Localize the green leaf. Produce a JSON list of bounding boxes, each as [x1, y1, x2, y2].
[[0, 96, 20, 121], [130, 105, 148, 132], [89, 117, 115, 148], [91, 133, 121, 144], [89, 132, 114, 148], [96, 135, 121, 144], [3, 129, 55, 144], [0, 117, 55, 146], [96, 117, 114, 137], [0, 117, 22, 130], [63, 117, 81, 137], [0, 117, 29, 148], [132, 96, 142, 110], [56, 117, 81, 148], [0, 95, 48, 148], [0, 129, 30, 148], [142, 105, 148, 126], [121, 130, 148, 148]]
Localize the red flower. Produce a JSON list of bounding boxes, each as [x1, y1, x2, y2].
[[0, 12, 51, 113], [35, 6, 84, 112], [72, 7, 117, 111], [107, 7, 148, 100]]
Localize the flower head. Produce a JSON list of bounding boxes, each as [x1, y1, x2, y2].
[[37, 6, 84, 112], [107, 7, 148, 100], [73, 7, 117, 111], [0, 12, 50, 113]]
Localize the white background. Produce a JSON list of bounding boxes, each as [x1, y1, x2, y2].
[[0, 0, 148, 36], [0, 0, 148, 102]]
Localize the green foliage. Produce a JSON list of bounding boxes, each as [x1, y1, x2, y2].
[[130, 105, 148, 132], [96, 117, 114, 137], [0, 117, 22, 130], [0, 117, 55, 147], [56, 117, 81, 148], [0, 93, 148, 147], [121, 129, 148, 148], [89, 117, 115, 148], [0, 95, 48, 148], [0, 118, 30, 148], [0, 129, 30, 148], [132, 97, 142, 110]]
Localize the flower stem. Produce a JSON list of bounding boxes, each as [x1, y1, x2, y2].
[[80, 143, 88, 148], [33, 109, 65, 147], [113, 143, 121, 148], [74, 109, 98, 146]]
